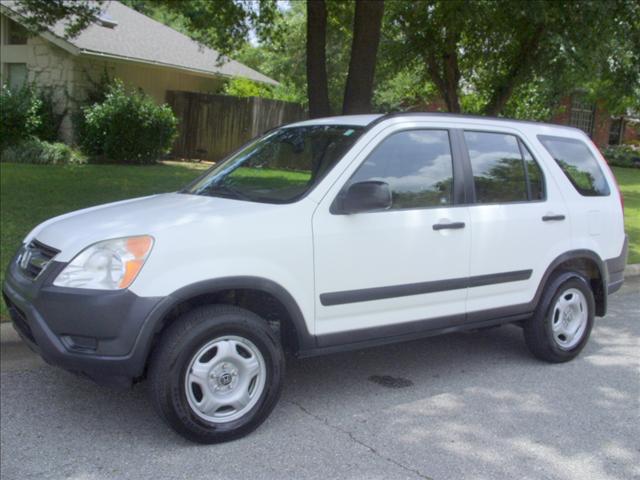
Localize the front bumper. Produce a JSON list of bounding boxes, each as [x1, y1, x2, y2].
[[2, 256, 163, 388]]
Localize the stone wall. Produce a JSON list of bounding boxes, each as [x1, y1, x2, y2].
[[26, 37, 78, 142]]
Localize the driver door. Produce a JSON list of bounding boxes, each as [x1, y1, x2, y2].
[[312, 127, 471, 346]]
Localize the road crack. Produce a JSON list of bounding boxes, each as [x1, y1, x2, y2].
[[286, 400, 434, 480]]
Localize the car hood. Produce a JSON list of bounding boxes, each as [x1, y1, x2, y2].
[[26, 193, 279, 262]]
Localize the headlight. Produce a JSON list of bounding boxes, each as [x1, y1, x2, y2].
[[53, 236, 154, 290]]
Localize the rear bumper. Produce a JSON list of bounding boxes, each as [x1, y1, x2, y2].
[[2, 257, 164, 388], [606, 235, 628, 295]]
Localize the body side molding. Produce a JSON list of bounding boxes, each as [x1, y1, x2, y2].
[[320, 269, 532, 306]]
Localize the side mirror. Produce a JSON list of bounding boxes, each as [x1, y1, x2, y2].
[[332, 180, 392, 214]]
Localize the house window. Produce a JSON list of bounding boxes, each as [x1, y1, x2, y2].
[[608, 118, 623, 145], [7, 63, 27, 90], [7, 19, 29, 45], [569, 94, 596, 137]]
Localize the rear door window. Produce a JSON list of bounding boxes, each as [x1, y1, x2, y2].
[[463, 131, 545, 203], [538, 135, 610, 196]]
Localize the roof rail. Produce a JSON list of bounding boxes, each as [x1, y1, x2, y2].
[[364, 111, 580, 132]]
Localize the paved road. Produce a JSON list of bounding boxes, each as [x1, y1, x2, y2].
[[1, 279, 638, 480]]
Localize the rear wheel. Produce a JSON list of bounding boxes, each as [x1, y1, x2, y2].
[[149, 305, 284, 443], [523, 273, 595, 363]]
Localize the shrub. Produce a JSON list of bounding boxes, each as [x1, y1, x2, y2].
[[78, 80, 178, 164], [603, 144, 640, 169], [32, 90, 65, 143], [0, 84, 43, 150], [1, 138, 86, 165], [0, 84, 65, 150]]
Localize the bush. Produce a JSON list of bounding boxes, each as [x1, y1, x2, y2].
[[0, 84, 43, 150], [78, 80, 178, 164], [0, 84, 65, 150], [603, 144, 640, 169], [1, 138, 86, 165], [32, 90, 65, 143]]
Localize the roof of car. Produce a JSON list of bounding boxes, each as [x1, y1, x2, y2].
[[286, 115, 383, 128], [287, 112, 582, 134]]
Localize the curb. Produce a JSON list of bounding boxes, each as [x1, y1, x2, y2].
[[625, 263, 640, 278], [0, 322, 20, 344]]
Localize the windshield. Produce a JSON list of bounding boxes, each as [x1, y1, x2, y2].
[[186, 125, 364, 203]]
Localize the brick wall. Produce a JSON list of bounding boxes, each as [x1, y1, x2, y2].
[[550, 95, 612, 147], [551, 97, 571, 125], [591, 101, 611, 148], [623, 121, 639, 144]]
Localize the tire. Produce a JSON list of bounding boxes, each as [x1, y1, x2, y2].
[[523, 272, 595, 363], [148, 304, 285, 444]]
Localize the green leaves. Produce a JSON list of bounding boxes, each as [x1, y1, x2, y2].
[[0, 84, 43, 150], [384, 0, 640, 118], [12, 0, 104, 38], [78, 80, 178, 164]]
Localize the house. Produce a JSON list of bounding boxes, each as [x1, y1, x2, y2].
[[0, 0, 278, 142], [551, 93, 639, 148]]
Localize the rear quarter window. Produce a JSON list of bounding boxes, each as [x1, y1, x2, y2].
[[538, 135, 610, 196]]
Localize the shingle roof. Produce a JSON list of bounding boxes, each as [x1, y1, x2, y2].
[[1, 0, 278, 85]]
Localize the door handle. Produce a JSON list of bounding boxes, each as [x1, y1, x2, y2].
[[433, 222, 466, 231], [542, 214, 566, 222]]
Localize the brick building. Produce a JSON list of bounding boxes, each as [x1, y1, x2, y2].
[[551, 93, 639, 148]]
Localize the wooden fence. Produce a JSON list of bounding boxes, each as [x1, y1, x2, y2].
[[166, 91, 306, 161]]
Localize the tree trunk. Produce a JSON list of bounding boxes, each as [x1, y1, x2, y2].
[[424, 32, 461, 113], [342, 0, 385, 114], [442, 29, 461, 113], [482, 25, 545, 116], [306, 0, 331, 118]]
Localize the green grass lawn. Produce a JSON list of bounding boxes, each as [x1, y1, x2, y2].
[[613, 167, 640, 264], [0, 163, 639, 321]]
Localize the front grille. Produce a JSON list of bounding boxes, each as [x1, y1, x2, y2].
[[18, 239, 59, 280], [2, 293, 36, 345]]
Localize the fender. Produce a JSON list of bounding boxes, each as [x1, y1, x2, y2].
[[532, 249, 607, 317], [127, 276, 315, 378]]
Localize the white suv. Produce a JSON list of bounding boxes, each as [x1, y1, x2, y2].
[[3, 113, 628, 443]]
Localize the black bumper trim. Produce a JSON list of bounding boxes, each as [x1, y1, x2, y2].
[[2, 266, 164, 388], [605, 235, 628, 295]]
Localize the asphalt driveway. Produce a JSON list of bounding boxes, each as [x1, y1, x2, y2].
[[1, 278, 638, 480]]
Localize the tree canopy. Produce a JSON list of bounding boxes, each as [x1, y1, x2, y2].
[[11, 0, 640, 119]]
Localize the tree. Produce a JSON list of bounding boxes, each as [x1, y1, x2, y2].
[[157, 0, 384, 116], [9, 0, 104, 37], [386, 0, 640, 116], [306, 0, 331, 117], [342, 0, 385, 114]]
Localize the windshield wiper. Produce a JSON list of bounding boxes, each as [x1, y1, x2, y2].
[[205, 183, 252, 201]]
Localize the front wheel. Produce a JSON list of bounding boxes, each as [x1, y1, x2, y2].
[[523, 273, 595, 363], [149, 305, 285, 443]]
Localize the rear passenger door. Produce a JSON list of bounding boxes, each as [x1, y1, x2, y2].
[[461, 129, 572, 318]]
